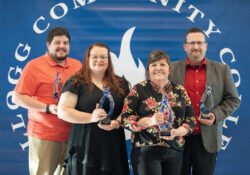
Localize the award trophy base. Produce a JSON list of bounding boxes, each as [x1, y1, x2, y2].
[[159, 130, 171, 136], [201, 114, 211, 120], [100, 118, 111, 125]]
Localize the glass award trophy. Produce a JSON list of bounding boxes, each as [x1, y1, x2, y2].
[[158, 93, 173, 136], [99, 86, 114, 125], [200, 83, 214, 120], [53, 72, 62, 102]]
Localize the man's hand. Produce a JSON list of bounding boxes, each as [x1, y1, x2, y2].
[[198, 113, 215, 125]]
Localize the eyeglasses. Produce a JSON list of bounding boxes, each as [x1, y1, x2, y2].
[[89, 55, 108, 59], [53, 72, 62, 102], [185, 41, 206, 46]]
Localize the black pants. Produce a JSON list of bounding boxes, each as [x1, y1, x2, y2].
[[131, 146, 183, 175], [84, 167, 111, 175], [181, 134, 217, 175], [67, 166, 111, 175]]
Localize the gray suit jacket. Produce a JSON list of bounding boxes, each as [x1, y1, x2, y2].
[[169, 58, 240, 153]]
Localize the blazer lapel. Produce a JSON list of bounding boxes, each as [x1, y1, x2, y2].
[[206, 59, 213, 85], [175, 59, 186, 86]]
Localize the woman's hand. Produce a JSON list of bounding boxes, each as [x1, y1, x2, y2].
[[49, 104, 58, 115], [98, 120, 120, 131], [150, 112, 164, 125], [137, 112, 164, 128], [91, 103, 107, 123], [159, 126, 188, 140]]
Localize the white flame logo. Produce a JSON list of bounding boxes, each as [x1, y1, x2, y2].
[[110, 27, 146, 86], [110, 27, 145, 140]]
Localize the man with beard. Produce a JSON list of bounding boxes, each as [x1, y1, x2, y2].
[[13, 27, 82, 175], [169, 27, 240, 175]]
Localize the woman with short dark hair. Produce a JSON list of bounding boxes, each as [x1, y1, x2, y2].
[[122, 50, 196, 175]]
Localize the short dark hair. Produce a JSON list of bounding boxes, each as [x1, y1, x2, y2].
[[146, 50, 172, 79], [46, 27, 70, 44], [184, 27, 207, 43]]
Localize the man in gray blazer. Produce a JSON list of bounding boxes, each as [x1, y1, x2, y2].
[[169, 27, 240, 175]]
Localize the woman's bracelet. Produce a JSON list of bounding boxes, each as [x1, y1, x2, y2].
[[115, 120, 121, 129]]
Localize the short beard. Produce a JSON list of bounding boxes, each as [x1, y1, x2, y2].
[[191, 50, 202, 59], [54, 56, 67, 61], [49, 52, 68, 62]]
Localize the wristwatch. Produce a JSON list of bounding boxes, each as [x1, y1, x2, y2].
[[45, 104, 51, 114]]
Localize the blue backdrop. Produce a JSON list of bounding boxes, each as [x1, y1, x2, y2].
[[0, 0, 249, 174]]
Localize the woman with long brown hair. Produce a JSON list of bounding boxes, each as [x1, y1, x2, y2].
[[58, 42, 130, 175]]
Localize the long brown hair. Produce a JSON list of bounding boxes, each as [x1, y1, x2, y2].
[[72, 42, 126, 96]]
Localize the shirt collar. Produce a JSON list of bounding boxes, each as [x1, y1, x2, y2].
[[45, 51, 70, 68], [186, 57, 207, 68], [149, 80, 172, 93]]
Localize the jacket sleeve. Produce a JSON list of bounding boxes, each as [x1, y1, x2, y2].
[[212, 64, 241, 121]]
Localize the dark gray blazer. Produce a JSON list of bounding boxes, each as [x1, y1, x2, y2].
[[169, 58, 240, 153]]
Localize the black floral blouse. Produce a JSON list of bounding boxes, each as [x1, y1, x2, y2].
[[121, 80, 196, 151]]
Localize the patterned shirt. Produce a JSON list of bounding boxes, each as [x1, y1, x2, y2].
[[121, 80, 196, 151]]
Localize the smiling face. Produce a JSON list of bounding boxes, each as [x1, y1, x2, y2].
[[149, 58, 170, 83], [47, 35, 70, 63], [89, 46, 109, 75], [184, 32, 207, 65]]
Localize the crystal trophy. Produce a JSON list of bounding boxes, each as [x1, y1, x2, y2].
[[158, 93, 173, 136], [200, 83, 214, 120], [99, 86, 114, 125], [53, 72, 62, 102]]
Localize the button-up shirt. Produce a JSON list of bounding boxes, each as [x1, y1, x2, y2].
[[184, 58, 206, 134]]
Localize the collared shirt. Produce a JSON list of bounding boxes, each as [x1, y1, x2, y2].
[[184, 57, 206, 134], [14, 52, 82, 141], [121, 80, 196, 151]]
